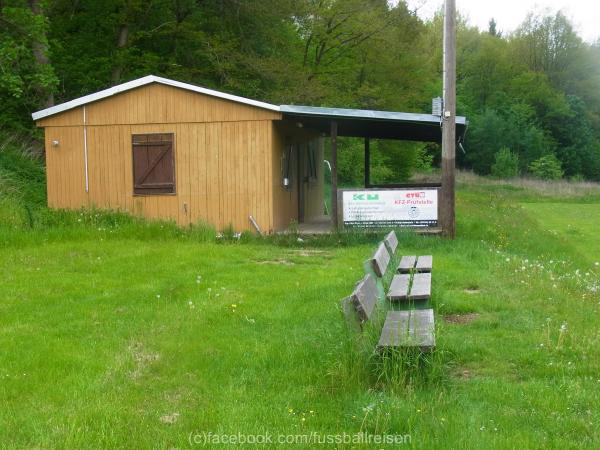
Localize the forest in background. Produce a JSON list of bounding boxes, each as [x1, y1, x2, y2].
[[2, 0, 600, 184]]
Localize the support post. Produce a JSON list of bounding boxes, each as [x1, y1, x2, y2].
[[331, 121, 338, 229], [364, 137, 370, 188], [440, 0, 456, 238]]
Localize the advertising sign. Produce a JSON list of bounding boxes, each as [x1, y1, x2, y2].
[[342, 189, 438, 227]]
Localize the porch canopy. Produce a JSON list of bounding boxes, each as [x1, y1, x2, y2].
[[280, 105, 467, 142], [280, 104, 468, 228]]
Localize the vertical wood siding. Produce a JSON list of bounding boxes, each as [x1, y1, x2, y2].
[[43, 120, 275, 232], [38, 83, 285, 231], [44, 125, 88, 209]]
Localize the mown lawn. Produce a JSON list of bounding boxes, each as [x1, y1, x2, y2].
[[1, 182, 600, 449]]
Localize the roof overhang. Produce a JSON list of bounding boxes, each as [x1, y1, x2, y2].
[[280, 105, 467, 142]]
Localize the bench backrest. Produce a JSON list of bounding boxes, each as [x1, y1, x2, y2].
[[371, 242, 390, 277], [349, 273, 378, 323], [383, 230, 398, 255]]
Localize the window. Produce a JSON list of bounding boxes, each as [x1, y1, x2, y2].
[[132, 133, 175, 195]]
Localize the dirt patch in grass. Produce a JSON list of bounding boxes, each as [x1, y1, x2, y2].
[[452, 367, 475, 380], [289, 249, 332, 257], [444, 313, 480, 324], [159, 412, 180, 424], [255, 259, 295, 265], [464, 288, 481, 294], [128, 341, 160, 380]]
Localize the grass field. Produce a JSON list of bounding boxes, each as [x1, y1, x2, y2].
[[1, 141, 600, 448]]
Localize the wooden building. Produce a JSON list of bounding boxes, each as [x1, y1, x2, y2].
[[33, 76, 325, 233], [33, 75, 467, 233]]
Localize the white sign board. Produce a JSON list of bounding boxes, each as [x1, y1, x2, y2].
[[342, 189, 438, 227]]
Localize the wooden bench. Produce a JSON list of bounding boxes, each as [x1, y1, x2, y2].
[[342, 276, 435, 351], [343, 232, 436, 352], [397, 255, 433, 273], [377, 309, 435, 351]]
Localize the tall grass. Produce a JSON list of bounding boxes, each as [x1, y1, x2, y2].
[[457, 170, 600, 198], [0, 133, 46, 228]]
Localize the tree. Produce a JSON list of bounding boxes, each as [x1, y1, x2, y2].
[[0, 0, 58, 132], [491, 148, 519, 178], [528, 154, 563, 180], [488, 18, 500, 37]]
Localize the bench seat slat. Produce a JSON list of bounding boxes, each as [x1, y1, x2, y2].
[[397, 256, 417, 274], [387, 274, 410, 301], [415, 255, 433, 272], [377, 309, 435, 350], [409, 273, 431, 300]]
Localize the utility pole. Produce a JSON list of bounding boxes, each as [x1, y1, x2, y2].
[[440, 0, 456, 238]]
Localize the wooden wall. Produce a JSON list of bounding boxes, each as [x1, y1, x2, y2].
[[40, 83, 283, 232]]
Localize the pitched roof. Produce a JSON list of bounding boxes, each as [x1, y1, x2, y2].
[[31, 75, 280, 121], [31, 76, 467, 143]]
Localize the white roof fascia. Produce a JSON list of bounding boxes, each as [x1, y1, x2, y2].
[[32, 75, 280, 121]]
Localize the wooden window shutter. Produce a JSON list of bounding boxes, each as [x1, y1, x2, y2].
[[132, 133, 175, 195]]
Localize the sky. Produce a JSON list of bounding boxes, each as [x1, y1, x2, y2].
[[405, 0, 600, 43]]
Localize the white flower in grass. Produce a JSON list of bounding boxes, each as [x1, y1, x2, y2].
[[362, 403, 375, 413]]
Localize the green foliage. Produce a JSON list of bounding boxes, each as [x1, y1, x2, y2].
[[528, 154, 564, 180], [2, 1, 600, 181], [0, 132, 46, 227], [491, 147, 519, 178], [0, 1, 57, 133], [465, 106, 550, 174]]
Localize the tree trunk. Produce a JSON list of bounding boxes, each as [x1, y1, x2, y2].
[[28, 0, 54, 107], [111, 24, 129, 85]]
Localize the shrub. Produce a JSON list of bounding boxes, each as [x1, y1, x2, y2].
[[414, 146, 434, 174], [491, 147, 519, 178], [528, 154, 563, 180]]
